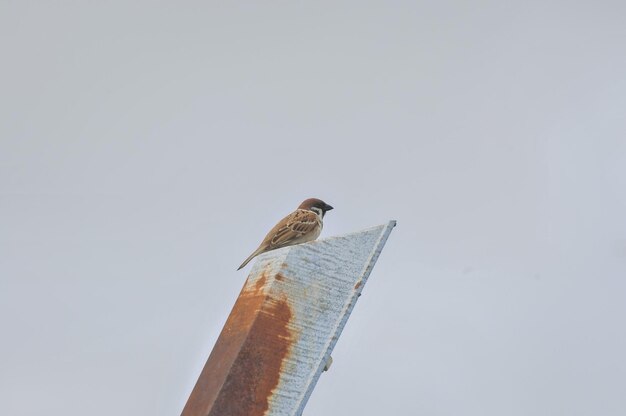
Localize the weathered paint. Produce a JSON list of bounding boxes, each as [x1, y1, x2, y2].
[[181, 221, 396, 416], [181, 267, 295, 416]]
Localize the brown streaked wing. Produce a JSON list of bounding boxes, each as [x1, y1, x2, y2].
[[267, 210, 319, 249]]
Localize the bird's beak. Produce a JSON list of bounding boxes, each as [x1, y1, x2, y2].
[[325, 204, 334, 211]]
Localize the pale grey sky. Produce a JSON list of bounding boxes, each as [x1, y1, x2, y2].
[[1, 1, 625, 415]]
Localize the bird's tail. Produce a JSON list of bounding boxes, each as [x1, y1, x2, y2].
[[237, 246, 265, 270]]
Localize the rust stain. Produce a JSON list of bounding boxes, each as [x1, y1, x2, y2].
[[254, 273, 267, 291], [354, 281, 362, 290], [182, 270, 296, 416], [275, 273, 285, 282]]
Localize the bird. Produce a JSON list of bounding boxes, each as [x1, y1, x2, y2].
[[237, 198, 334, 270]]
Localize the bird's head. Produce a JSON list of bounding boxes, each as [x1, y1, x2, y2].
[[298, 198, 334, 218]]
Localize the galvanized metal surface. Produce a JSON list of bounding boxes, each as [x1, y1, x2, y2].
[[181, 221, 396, 416]]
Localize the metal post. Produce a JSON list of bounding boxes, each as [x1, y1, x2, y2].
[[181, 221, 396, 416]]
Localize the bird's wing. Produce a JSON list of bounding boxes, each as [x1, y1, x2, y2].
[[266, 209, 320, 249], [237, 209, 320, 270]]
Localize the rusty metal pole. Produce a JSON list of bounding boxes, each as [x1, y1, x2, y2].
[[181, 221, 396, 416]]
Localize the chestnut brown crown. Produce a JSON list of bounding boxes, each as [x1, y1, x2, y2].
[[298, 198, 334, 217]]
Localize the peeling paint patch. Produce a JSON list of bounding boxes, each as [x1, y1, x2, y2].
[[210, 294, 294, 416], [182, 271, 296, 416], [254, 273, 267, 292]]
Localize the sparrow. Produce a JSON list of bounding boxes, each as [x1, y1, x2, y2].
[[237, 198, 334, 270]]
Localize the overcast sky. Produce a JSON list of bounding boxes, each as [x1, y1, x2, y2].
[[1, 1, 625, 415]]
